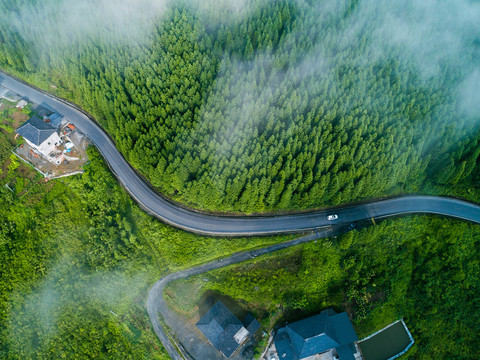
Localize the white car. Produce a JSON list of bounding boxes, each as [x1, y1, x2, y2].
[[327, 214, 338, 221]]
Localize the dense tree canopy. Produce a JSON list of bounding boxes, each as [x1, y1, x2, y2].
[[1, 0, 479, 212], [0, 137, 286, 358], [0, 1, 479, 357]]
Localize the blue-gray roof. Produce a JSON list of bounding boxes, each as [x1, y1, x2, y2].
[[336, 344, 357, 360], [16, 116, 56, 146], [273, 310, 358, 360], [196, 302, 247, 358], [48, 113, 64, 129], [243, 313, 261, 335], [286, 312, 338, 358], [275, 330, 297, 360], [329, 312, 358, 345]]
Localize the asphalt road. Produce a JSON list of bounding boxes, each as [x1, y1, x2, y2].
[[148, 229, 335, 360], [2, 70, 480, 236], [3, 70, 480, 360]]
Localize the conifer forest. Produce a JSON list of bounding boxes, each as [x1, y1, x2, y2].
[[1, 0, 479, 212], [0, 0, 479, 359]]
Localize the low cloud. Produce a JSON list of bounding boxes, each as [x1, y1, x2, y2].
[[9, 0, 169, 55], [457, 70, 480, 119], [6, 256, 148, 354]]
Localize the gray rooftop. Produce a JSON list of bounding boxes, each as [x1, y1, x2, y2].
[[47, 113, 64, 129], [196, 302, 255, 358], [243, 313, 261, 334], [16, 116, 56, 146], [273, 310, 358, 360]]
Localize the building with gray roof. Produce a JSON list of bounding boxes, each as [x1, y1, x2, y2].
[[273, 309, 359, 360], [16, 116, 56, 145], [16, 116, 61, 158], [46, 113, 65, 129], [196, 301, 260, 358]]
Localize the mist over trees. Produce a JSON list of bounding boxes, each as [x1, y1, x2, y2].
[[1, 0, 479, 213], [0, 1, 479, 358]]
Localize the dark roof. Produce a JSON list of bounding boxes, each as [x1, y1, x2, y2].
[[243, 313, 261, 335], [48, 113, 64, 129], [336, 344, 357, 360], [286, 311, 339, 359], [275, 330, 297, 360], [329, 312, 358, 345], [273, 310, 358, 360], [196, 302, 249, 358], [16, 116, 56, 146]]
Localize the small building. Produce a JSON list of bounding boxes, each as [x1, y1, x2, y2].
[[196, 301, 260, 358], [16, 116, 61, 158], [16, 100, 28, 109], [45, 113, 65, 130], [273, 309, 360, 360]]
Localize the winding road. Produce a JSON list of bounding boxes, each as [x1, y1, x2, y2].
[[2, 69, 480, 359], [148, 230, 335, 360], [2, 70, 480, 236]]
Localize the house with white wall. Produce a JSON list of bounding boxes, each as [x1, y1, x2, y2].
[[16, 116, 61, 158]]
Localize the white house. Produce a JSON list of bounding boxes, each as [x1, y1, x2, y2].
[[16, 100, 28, 109], [16, 116, 62, 158]]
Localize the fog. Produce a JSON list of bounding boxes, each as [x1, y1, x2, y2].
[[216, 0, 480, 128], [203, 0, 479, 133], [6, 0, 479, 92], [5, 0, 256, 56], [7, 0, 168, 53], [6, 256, 148, 355], [458, 70, 480, 119]]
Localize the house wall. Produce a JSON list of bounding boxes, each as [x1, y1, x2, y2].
[[25, 132, 61, 157], [38, 132, 61, 156]]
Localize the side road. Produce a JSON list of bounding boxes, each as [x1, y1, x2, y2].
[[147, 227, 337, 360], [2, 71, 480, 359], [2, 70, 480, 236]]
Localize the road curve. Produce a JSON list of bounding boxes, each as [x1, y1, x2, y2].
[[2, 70, 480, 236], [148, 229, 334, 360]]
